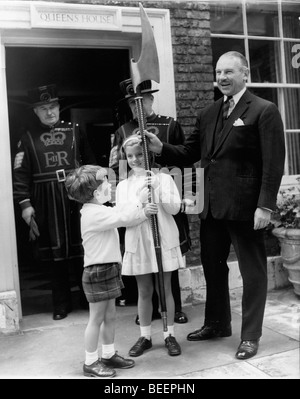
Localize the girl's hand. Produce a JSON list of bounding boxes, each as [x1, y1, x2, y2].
[[144, 203, 158, 218], [138, 187, 150, 203], [144, 171, 159, 189]]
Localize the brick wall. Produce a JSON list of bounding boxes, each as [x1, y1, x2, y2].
[[166, 1, 213, 266]]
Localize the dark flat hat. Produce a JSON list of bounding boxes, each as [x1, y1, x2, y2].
[[28, 84, 60, 107], [118, 78, 159, 103]]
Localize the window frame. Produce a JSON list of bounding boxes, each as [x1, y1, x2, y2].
[[210, 0, 300, 179]]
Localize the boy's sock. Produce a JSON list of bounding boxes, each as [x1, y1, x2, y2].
[[140, 325, 151, 340], [163, 325, 175, 340], [85, 349, 99, 366], [101, 344, 115, 359]]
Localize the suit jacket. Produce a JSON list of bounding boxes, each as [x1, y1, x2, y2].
[[160, 89, 286, 221]]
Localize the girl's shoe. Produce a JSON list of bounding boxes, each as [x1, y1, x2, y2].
[[165, 335, 181, 356], [129, 337, 152, 357]]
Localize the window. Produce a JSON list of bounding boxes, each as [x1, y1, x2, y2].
[[210, 0, 300, 175]]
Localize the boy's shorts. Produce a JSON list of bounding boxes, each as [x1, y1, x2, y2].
[[82, 262, 124, 303]]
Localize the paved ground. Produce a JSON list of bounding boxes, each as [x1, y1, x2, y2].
[[0, 287, 299, 381]]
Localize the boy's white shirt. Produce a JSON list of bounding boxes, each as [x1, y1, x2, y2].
[[116, 172, 182, 253], [80, 202, 147, 267]]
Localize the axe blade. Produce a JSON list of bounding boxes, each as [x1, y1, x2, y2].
[[131, 3, 160, 92]]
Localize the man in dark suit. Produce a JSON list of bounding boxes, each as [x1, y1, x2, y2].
[[144, 51, 285, 360]]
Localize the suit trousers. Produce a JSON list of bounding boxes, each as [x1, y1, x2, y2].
[[51, 258, 86, 312], [51, 260, 72, 312], [200, 211, 268, 340]]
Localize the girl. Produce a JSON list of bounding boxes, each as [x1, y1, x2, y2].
[[116, 135, 184, 357], [65, 165, 157, 378]]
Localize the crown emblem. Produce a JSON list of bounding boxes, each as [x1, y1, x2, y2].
[[40, 92, 52, 103], [40, 131, 66, 146]]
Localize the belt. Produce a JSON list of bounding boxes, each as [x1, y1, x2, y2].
[[56, 169, 66, 182], [33, 169, 72, 183]]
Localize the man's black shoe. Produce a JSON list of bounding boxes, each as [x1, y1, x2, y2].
[[53, 305, 72, 321], [53, 311, 68, 321], [129, 337, 152, 357], [174, 311, 188, 324], [235, 340, 259, 360], [187, 324, 232, 341]]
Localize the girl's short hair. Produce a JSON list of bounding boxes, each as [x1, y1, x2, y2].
[[65, 165, 107, 204]]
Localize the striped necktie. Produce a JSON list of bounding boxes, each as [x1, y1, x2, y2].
[[222, 96, 233, 123], [215, 96, 234, 147]]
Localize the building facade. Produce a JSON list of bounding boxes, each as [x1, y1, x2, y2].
[[0, 0, 299, 332]]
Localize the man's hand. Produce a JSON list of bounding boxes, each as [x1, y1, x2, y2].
[[181, 198, 196, 213], [254, 208, 272, 230], [143, 130, 163, 154], [22, 206, 35, 225]]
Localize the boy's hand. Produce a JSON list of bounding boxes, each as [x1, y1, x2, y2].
[[144, 203, 158, 218]]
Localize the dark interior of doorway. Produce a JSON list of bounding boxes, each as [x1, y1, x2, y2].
[[6, 46, 132, 316]]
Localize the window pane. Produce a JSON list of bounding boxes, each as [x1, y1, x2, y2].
[[285, 42, 300, 83], [249, 39, 282, 82], [211, 38, 245, 70], [248, 87, 278, 105], [284, 88, 300, 130], [286, 132, 300, 174], [282, 1, 300, 38], [210, 2, 243, 35], [246, 1, 279, 37]]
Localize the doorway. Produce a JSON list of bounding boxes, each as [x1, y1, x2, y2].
[[6, 46, 130, 315]]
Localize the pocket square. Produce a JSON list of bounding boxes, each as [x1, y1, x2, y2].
[[233, 118, 245, 127]]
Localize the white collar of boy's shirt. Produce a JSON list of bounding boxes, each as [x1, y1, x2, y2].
[[224, 87, 246, 106]]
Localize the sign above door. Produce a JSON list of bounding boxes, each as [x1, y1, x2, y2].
[[30, 2, 122, 31]]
